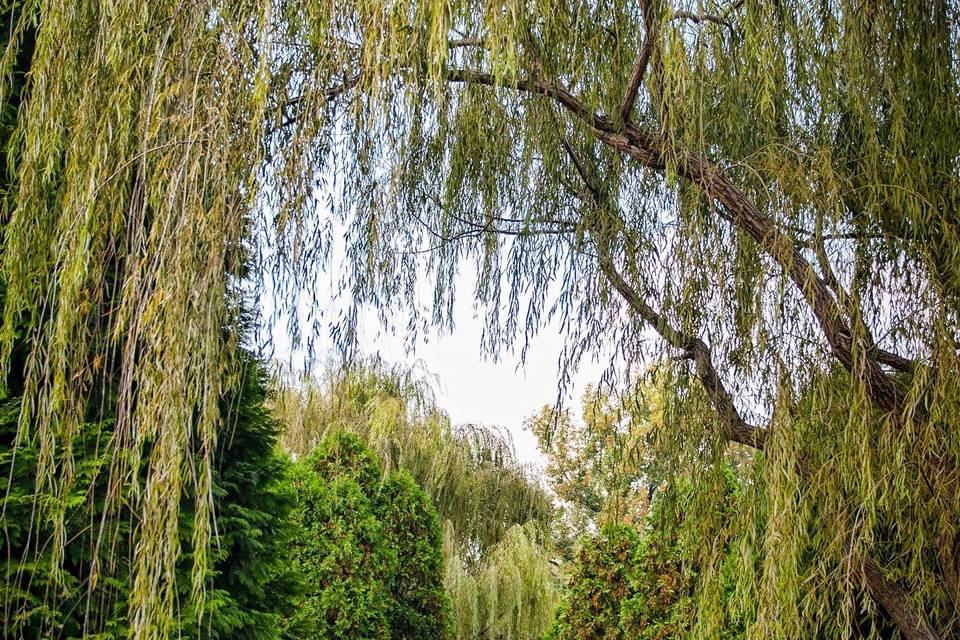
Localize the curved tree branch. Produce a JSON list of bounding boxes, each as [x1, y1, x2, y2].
[[446, 67, 908, 415], [597, 245, 769, 450]]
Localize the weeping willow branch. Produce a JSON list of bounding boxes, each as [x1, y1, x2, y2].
[[445, 65, 912, 417], [556, 133, 940, 639], [616, 0, 657, 122]]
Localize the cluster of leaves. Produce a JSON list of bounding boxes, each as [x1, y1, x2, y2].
[[544, 525, 692, 640], [527, 380, 662, 556], [285, 430, 451, 640]]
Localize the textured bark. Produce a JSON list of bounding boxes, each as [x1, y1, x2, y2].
[[937, 533, 960, 617], [862, 556, 941, 640]]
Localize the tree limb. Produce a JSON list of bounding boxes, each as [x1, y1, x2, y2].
[[617, 0, 658, 122], [597, 245, 769, 450], [557, 137, 939, 640], [447, 66, 906, 413], [448, 37, 485, 49], [672, 0, 744, 34], [558, 138, 766, 450]]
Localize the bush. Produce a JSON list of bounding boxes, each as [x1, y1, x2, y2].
[[543, 523, 692, 640], [286, 431, 450, 640]]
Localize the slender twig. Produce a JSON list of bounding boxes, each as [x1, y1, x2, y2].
[[448, 37, 485, 49], [672, 0, 745, 35]]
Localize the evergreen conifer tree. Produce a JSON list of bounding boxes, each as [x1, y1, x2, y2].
[[287, 431, 451, 640]]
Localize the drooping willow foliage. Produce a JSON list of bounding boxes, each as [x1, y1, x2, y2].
[[1, 1, 276, 636], [443, 521, 560, 640], [2, 0, 958, 638]]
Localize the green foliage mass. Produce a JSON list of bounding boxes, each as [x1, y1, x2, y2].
[[544, 525, 690, 640], [0, 355, 299, 639], [380, 471, 451, 640], [177, 361, 302, 639], [286, 430, 451, 640], [274, 363, 561, 640], [544, 469, 742, 640]]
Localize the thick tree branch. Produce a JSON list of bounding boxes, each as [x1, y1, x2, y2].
[[617, 43, 654, 123], [557, 137, 939, 640], [597, 245, 769, 450], [448, 37, 485, 49], [617, 0, 658, 122], [808, 222, 916, 374], [863, 556, 942, 640], [447, 66, 906, 414]]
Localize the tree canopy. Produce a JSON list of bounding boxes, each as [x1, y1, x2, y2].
[[1, 1, 958, 638], [527, 380, 661, 552]]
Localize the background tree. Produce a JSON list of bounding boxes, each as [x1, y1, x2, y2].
[[273, 361, 554, 560], [527, 380, 660, 555], [544, 469, 744, 640], [274, 364, 560, 640], [287, 430, 451, 640], [380, 471, 452, 640]]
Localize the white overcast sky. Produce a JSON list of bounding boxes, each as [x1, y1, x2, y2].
[[261, 263, 609, 467]]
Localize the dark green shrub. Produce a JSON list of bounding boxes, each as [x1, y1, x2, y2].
[[286, 431, 450, 640], [379, 471, 451, 640]]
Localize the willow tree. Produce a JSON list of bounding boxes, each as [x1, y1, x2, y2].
[[2, 0, 958, 639], [0, 1, 283, 637], [265, 2, 956, 638], [272, 362, 554, 558]]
